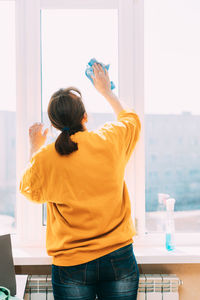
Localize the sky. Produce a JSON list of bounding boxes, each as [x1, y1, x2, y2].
[[41, 9, 118, 114], [144, 0, 200, 115], [0, 0, 200, 114], [0, 2, 15, 112]]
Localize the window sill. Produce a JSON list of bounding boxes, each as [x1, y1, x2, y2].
[[134, 246, 200, 264], [13, 246, 200, 266], [13, 247, 51, 266]]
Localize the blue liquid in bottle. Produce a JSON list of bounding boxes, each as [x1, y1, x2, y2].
[[165, 233, 175, 251]]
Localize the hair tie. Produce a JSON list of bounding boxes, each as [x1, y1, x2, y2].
[[62, 127, 70, 132]]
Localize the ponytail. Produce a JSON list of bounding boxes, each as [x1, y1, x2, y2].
[[47, 87, 86, 156]]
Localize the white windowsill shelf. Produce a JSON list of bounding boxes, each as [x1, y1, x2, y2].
[[13, 246, 200, 266]]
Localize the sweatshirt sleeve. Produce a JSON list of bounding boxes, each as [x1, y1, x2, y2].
[[19, 152, 46, 204], [99, 108, 141, 163]]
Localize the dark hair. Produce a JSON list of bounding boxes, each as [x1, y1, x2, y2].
[[47, 87, 87, 156]]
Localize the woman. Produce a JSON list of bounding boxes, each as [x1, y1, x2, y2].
[[19, 63, 141, 300]]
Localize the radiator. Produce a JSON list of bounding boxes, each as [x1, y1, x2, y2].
[[24, 275, 53, 300], [137, 274, 182, 300], [24, 274, 182, 300]]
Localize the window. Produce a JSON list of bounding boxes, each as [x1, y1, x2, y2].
[[14, 0, 200, 247], [0, 1, 16, 235], [145, 0, 200, 233], [15, 0, 134, 246]]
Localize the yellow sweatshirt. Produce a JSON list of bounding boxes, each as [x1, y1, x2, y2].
[[19, 109, 141, 266]]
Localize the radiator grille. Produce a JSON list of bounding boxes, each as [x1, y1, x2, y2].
[[24, 274, 182, 300], [24, 275, 53, 300], [137, 274, 182, 300]]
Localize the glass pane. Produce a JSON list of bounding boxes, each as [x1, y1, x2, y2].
[[145, 0, 200, 232], [0, 1, 16, 234], [41, 9, 118, 225]]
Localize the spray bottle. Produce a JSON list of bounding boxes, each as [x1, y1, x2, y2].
[[165, 198, 176, 251]]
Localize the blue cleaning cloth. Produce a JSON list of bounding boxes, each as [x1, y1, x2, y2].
[[85, 58, 115, 90]]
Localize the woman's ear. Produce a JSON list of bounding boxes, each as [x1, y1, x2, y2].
[[83, 112, 88, 123]]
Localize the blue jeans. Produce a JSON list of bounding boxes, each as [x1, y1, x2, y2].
[[52, 243, 139, 300]]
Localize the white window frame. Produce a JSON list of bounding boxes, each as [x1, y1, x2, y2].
[[11, 0, 200, 248]]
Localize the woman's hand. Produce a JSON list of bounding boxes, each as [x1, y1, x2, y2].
[[91, 63, 112, 97], [29, 123, 48, 156]]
